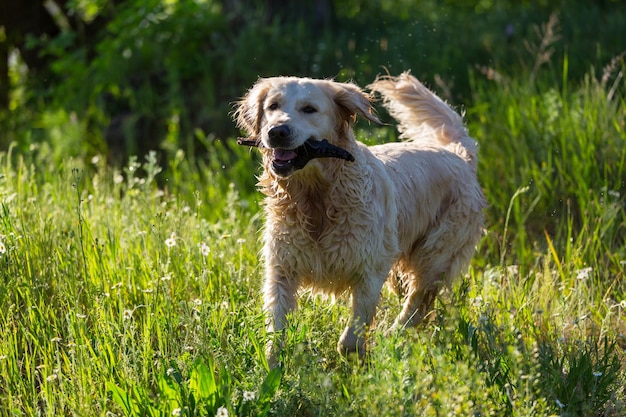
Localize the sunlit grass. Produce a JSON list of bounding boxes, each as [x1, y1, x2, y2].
[[1, 63, 625, 416]]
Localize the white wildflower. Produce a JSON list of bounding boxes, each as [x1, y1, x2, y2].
[[167, 367, 176, 376], [470, 296, 483, 308], [46, 373, 58, 382], [172, 408, 182, 416], [576, 267, 592, 280], [216, 406, 228, 417], [165, 232, 177, 248], [592, 371, 603, 377], [123, 309, 134, 320], [506, 265, 519, 275], [242, 390, 256, 402], [198, 242, 210, 256], [0, 240, 6, 255]]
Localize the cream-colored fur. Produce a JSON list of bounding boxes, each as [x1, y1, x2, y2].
[[234, 72, 485, 360]]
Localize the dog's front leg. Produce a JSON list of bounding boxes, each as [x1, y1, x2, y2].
[[263, 270, 298, 366], [337, 278, 384, 356]]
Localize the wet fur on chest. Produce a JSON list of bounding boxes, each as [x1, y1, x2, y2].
[[261, 162, 386, 292]]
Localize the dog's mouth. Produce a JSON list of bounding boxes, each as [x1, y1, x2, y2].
[[237, 138, 355, 176]]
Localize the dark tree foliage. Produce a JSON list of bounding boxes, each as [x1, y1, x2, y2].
[[0, 0, 624, 164]]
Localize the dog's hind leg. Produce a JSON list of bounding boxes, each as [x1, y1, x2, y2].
[[392, 202, 483, 331], [391, 276, 439, 330]]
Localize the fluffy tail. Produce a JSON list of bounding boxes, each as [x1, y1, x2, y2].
[[368, 72, 477, 168]]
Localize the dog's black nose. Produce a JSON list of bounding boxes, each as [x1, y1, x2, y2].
[[268, 125, 291, 146]]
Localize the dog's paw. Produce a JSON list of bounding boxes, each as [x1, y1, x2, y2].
[[337, 326, 366, 357], [265, 333, 285, 369]]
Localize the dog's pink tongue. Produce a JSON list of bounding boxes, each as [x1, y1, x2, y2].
[[274, 149, 297, 162]]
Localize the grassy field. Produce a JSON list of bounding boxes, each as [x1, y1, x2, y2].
[[1, 60, 625, 416]]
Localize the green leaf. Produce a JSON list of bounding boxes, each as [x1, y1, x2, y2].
[[257, 366, 282, 415], [189, 359, 217, 406]]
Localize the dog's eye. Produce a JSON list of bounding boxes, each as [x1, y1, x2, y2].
[[268, 103, 279, 111], [301, 105, 317, 114]]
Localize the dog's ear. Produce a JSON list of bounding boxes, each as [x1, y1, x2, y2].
[[330, 82, 381, 125], [233, 78, 271, 137]]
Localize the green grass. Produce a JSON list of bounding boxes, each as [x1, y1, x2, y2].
[[1, 63, 625, 416]]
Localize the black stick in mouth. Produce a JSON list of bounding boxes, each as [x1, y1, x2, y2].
[[237, 137, 355, 170]]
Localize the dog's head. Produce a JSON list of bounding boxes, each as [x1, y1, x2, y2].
[[234, 77, 380, 177]]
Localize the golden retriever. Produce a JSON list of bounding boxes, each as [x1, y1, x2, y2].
[[234, 72, 485, 361]]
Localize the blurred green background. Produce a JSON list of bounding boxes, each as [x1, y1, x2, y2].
[[1, 0, 624, 161]]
